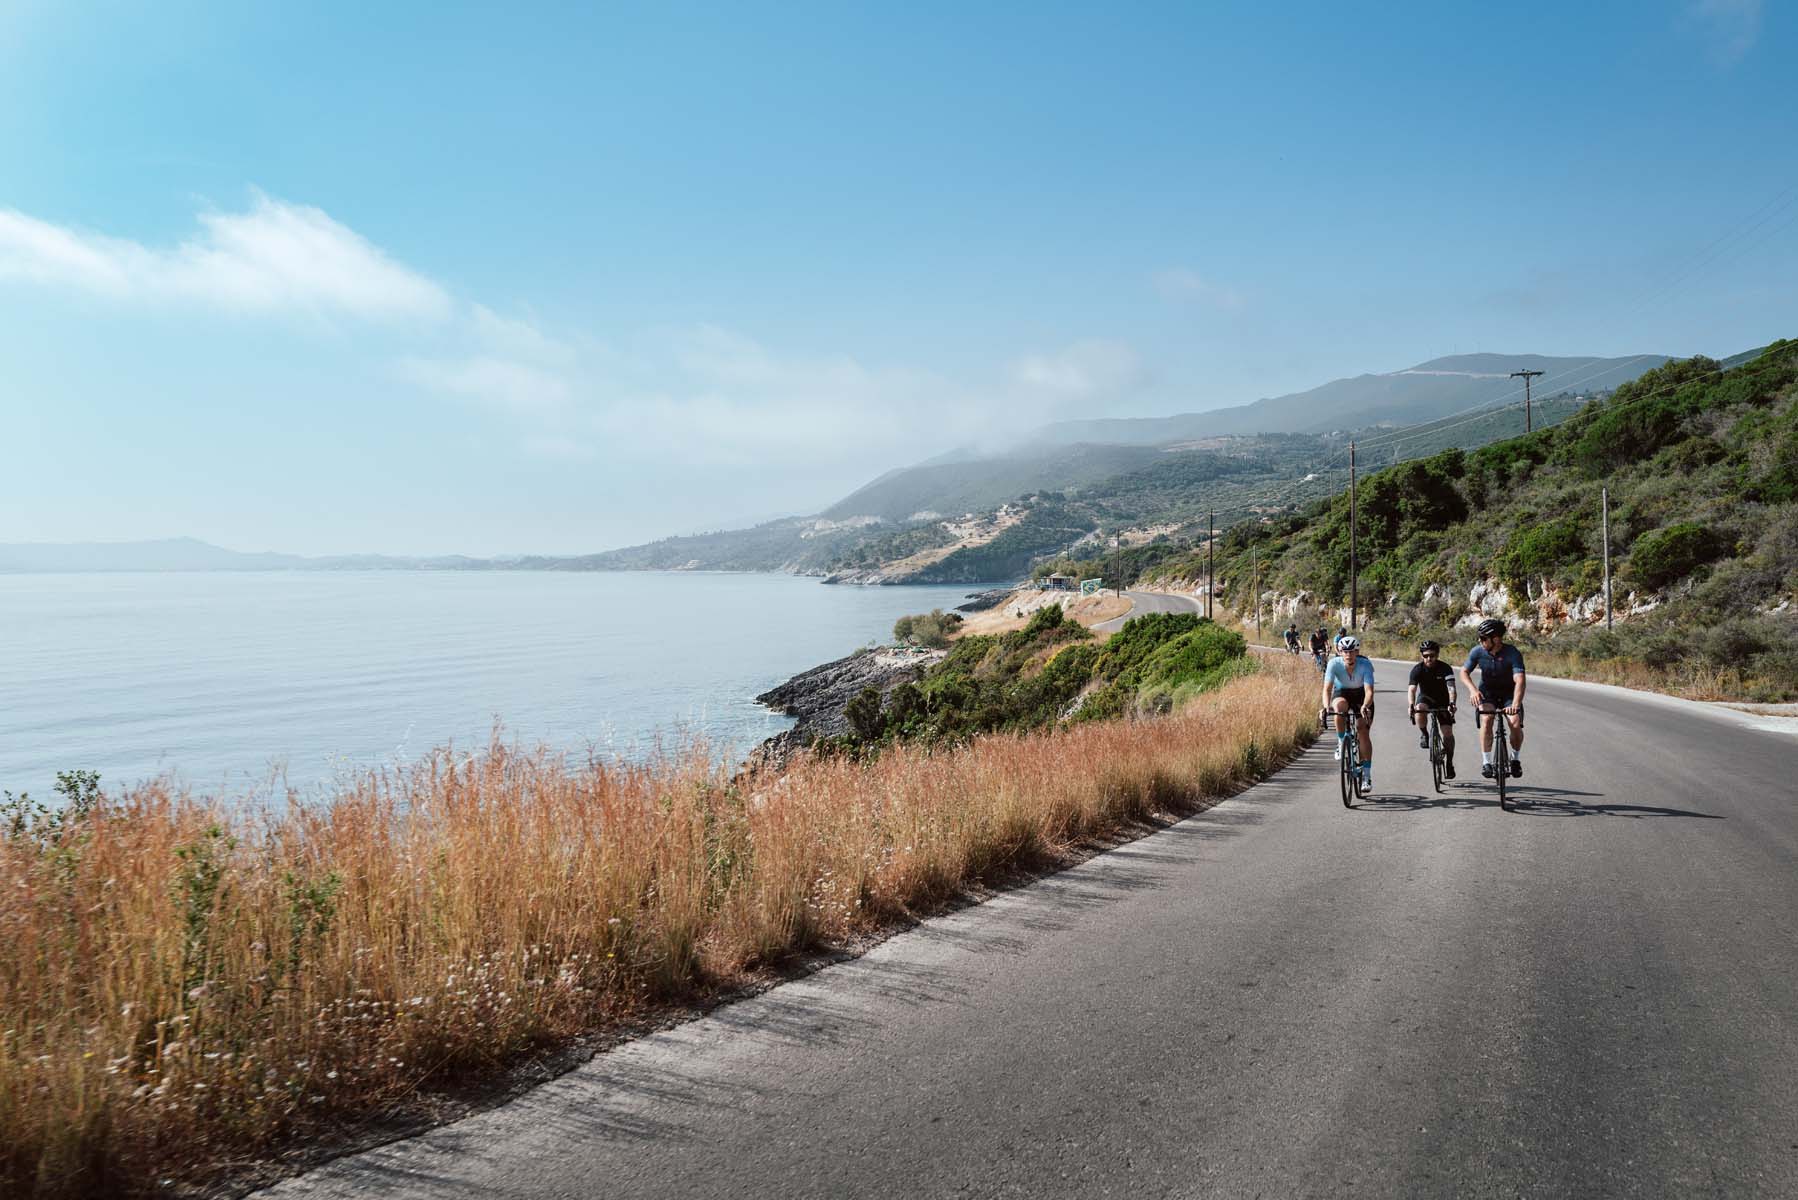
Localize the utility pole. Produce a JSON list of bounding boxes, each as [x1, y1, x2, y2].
[[1349, 441, 1358, 629], [1254, 552, 1261, 638], [1206, 509, 1215, 620], [1511, 369, 1544, 433], [1602, 485, 1612, 631]]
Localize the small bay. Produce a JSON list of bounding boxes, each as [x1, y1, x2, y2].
[[0, 571, 979, 802]]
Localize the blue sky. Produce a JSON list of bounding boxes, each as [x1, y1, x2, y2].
[[2, 0, 1793, 555]]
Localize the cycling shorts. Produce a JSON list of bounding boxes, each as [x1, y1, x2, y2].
[[1334, 686, 1370, 712], [1478, 695, 1523, 721], [1413, 701, 1455, 725]]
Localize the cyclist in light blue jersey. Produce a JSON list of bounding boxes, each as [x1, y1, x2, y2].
[[1320, 636, 1376, 789]]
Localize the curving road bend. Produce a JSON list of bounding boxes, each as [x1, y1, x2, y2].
[[263, 618, 1798, 1199], [1093, 589, 1202, 633]]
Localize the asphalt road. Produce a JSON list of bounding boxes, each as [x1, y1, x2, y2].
[[1093, 589, 1202, 633], [264, 634, 1798, 1199]]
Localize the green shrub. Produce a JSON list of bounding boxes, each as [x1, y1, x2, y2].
[[1496, 517, 1586, 591], [1022, 602, 1066, 636], [844, 687, 886, 742], [893, 608, 962, 648], [1137, 624, 1247, 691], [1629, 522, 1722, 589]]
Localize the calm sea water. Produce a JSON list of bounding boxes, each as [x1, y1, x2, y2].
[[0, 571, 980, 802]]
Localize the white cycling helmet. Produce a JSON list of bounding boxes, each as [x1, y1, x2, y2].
[[1339, 636, 1361, 651]]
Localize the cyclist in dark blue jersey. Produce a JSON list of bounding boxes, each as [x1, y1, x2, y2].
[[1457, 617, 1528, 778]]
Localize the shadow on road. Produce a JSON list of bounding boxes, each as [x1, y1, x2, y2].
[[1354, 790, 1498, 812], [1353, 783, 1721, 820], [1504, 788, 1724, 819]]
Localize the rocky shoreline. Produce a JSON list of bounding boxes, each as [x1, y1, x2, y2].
[[748, 645, 946, 769], [954, 587, 1013, 613]]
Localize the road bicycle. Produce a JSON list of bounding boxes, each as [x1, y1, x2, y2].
[[1476, 703, 1520, 810], [1416, 703, 1453, 794], [1323, 706, 1367, 807]]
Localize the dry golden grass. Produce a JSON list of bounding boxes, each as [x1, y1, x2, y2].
[[1, 660, 1316, 1197], [955, 589, 1133, 636]]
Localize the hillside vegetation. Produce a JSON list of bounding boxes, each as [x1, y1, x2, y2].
[[1140, 343, 1798, 699], [836, 605, 1250, 749], [589, 352, 1666, 579]]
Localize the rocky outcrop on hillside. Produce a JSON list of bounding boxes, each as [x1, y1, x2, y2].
[[749, 647, 946, 767], [1249, 577, 1667, 637]]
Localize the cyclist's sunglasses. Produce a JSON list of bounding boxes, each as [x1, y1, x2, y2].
[[1420, 650, 1438, 658]]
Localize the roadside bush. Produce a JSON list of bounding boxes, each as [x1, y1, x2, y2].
[[1746, 643, 1798, 701], [1628, 522, 1722, 590], [1699, 617, 1773, 666]]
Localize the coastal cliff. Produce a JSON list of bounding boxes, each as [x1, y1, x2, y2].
[[751, 646, 946, 765]]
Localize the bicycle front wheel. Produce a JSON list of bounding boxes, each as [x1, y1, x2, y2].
[[1495, 733, 1509, 810], [1340, 739, 1356, 808], [1430, 717, 1444, 793]]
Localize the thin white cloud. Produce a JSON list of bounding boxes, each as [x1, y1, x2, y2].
[[1010, 338, 1145, 399], [1688, 0, 1761, 64], [399, 325, 1147, 475], [395, 355, 571, 415], [1153, 267, 1243, 308], [0, 192, 450, 319], [469, 303, 576, 363]]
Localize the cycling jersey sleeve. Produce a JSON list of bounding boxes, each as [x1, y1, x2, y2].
[[1507, 646, 1526, 673]]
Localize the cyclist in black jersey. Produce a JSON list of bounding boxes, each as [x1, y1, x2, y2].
[[1407, 639, 1457, 780]]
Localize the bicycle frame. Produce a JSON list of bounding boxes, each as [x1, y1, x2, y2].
[[1325, 705, 1365, 807], [1476, 703, 1518, 809], [1414, 702, 1452, 793]]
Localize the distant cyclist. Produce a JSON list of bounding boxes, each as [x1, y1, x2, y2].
[[1322, 635, 1375, 790], [1283, 623, 1301, 653], [1407, 639, 1457, 780], [1309, 626, 1329, 670], [1457, 618, 1527, 778]]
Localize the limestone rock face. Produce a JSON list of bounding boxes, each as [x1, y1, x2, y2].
[[1254, 576, 1665, 639]]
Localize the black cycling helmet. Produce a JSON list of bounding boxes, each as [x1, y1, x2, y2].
[[1419, 639, 1440, 653], [1476, 618, 1505, 639]]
